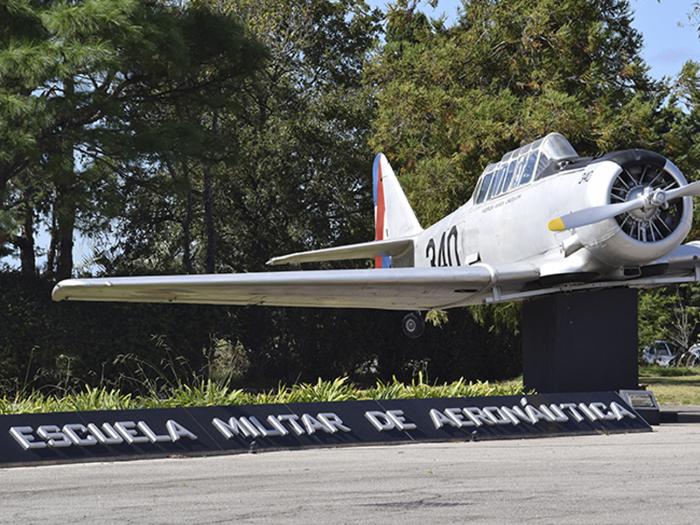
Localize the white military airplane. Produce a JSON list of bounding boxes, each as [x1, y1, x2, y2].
[[53, 133, 700, 336]]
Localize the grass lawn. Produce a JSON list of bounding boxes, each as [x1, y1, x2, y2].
[[639, 366, 700, 406]]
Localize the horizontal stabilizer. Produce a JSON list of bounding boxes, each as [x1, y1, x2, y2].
[[266, 237, 414, 266]]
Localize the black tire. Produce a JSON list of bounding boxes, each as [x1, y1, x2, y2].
[[402, 312, 425, 339]]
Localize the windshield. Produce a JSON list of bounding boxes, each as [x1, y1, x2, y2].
[[472, 133, 578, 203], [540, 133, 577, 160]]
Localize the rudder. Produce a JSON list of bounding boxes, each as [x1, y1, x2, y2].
[[373, 154, 422, 268]]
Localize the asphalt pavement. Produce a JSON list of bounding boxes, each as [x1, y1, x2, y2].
[[2, 424, 700, 524]]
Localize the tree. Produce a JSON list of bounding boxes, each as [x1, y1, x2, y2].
[[98, 0, 387, 384], [0, 0, 266, 279], [639, 285, 700, 352]]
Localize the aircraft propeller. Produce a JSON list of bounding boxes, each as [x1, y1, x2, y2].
[[548, 180, 700, 232]]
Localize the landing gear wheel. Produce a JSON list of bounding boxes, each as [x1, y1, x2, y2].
[[402, 311, 425, 339]]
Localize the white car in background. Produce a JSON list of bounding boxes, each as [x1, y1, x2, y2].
[[679, 344, 700, 367], [641, 341, 678, 367]]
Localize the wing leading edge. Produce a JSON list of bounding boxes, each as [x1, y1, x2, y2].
[[52, 264, 540, 311]]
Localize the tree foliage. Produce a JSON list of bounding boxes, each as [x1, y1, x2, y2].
[[0, 0, 266, 279]]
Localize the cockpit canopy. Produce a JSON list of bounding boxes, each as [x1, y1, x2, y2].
[[473, 133, 578, 204]]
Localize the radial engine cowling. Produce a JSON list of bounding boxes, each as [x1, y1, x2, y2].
[[577, 150, 692, 267]]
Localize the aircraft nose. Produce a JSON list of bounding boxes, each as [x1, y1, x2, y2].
[[601, 149, 667, 173]]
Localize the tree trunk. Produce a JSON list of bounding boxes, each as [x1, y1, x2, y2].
[[183, 181, 194, 273], [203, 165, 216, 273], [46, 206, 58, 279], [0, 156, 28, 197], [18, 200, 35, 276], [166, 158, 195, 274], [54, 184, 76, 280], [203, 112, 219, 273], [177, 160, 194, 274], [53, 78, 76, 281], [0, 165, 9, 197]]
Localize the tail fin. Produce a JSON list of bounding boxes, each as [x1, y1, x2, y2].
[[266, 154, 421, 268], [373, 153, 422, 268]]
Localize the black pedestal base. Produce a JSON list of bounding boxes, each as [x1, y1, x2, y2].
[[522, 288, 638, 393]]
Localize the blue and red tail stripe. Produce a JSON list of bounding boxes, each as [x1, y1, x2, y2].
[[373, 154, 392, 268]]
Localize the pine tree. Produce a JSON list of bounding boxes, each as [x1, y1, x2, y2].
[[0, 0, 265, 278]]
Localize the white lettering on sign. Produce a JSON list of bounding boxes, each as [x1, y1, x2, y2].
[[115, 421, 150, 444], [137, 422, 171, 443], [212, 416, 259, 439], [276, 414, 305, 435], [364, 410, 416, 431], [301, 414, 328, 435], [6, 399, 639, 454], [427, 399, 637, 430], [444, 407, 475, 428], [317, 413, 351, 433], [62, 424, 97, 446], [37, 425, 72, 448], [463, 407, 495, 427], [10, 427, 46, 450], [9, 420, 198, 450], [167, 420, 198, 442], [429, 408, 457, 429], [87, 422, 124, 445], [249, 416, 286, 437], [609, 401, 637, 421], [481, 407, 512, 425], [364, 411, 395, 431], [211, 412, 352, 440], [386, 410, 417, 431]]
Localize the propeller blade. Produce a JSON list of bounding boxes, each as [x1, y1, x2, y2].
[[548, 197, 645, 232], [665, 180, 700, 202]]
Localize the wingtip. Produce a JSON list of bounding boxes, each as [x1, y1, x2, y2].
[[52, 278, 92, 301], [51, 281, 69, 302]]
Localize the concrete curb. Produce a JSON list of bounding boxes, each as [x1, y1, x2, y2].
[[660, 405, 700, 423]]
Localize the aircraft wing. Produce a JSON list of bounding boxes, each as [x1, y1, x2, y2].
[[51, 264, 540, 311], [661, 241, 700, 270], [641, 241, 700, 284]]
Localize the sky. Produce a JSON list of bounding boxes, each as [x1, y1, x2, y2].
[[631, 0, 700, 78], [4, 0, 700, 271]]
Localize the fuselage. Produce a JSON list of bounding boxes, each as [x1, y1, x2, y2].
[[411, 151, 692, 279]]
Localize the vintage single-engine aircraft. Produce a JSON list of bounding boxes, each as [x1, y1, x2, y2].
[[53, 133, 700, 336]]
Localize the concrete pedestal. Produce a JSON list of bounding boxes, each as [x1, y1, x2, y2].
[[522, 288, 639, 393]]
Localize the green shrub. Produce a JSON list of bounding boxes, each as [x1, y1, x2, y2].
[[0, 376, 524, 414]]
